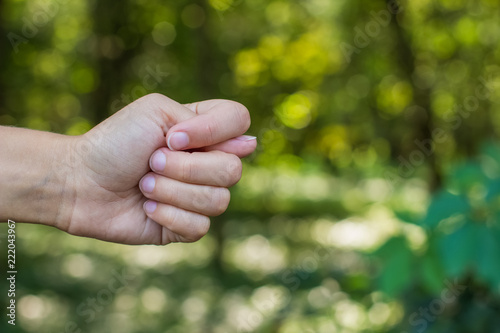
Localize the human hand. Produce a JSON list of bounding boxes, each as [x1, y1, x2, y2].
[[61, 94, 256, 245]]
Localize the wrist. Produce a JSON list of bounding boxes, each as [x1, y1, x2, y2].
[[48, 134, 81, 232], [0, 127, 78, 230]]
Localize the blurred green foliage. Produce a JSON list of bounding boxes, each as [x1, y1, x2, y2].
[[1, 0, 500, 332]]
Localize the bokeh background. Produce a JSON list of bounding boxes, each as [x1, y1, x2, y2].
[[2, 0, 500, 332]]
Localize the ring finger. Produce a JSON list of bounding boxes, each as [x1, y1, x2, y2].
[[140, 172, 231, 217]]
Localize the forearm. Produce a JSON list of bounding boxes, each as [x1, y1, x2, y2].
[[0, 126, 75, 230]]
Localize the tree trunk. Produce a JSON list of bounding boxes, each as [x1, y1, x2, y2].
[[89, 0, 134, 124], [0, 0, 7, 116], [195, 0, 217, 99], [387, 0, 442, 190]]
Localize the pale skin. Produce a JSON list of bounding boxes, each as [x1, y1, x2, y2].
[[0, 93, 257, 245]]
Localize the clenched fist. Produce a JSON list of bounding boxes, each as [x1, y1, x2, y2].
[[0, 94, 257, 245]]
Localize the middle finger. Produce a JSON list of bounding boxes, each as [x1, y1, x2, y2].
[[140, 172, 231, 216], [149, 148, 242, 187]]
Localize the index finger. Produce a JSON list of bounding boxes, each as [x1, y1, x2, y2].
[[166, 100, 251, 151]]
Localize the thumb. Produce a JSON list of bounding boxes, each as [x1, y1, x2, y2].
[[165, 100, 251, 151]]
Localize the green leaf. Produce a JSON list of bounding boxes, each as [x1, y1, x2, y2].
[[422, 191, 470, 228], [375, 237, 413, 296], [393, 209, 421, 225], [481, 141, 500, 167], [446, 162, 486, 193], [485, 179, 500, 202], [419, 243, 447, 293], [439, 222, 478, 277], [475, 226, 500, 289]]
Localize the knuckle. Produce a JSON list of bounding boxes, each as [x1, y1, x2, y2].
[[146, 92, 168, 103], [192, 186, 213, 211], [137, 93, 167, 109], [188, 216, 211, 242], [203, 120, 218, 144], [135, 93, 174, 126], [160, 184, 176, 203], [232, 102, 251, 132], [225, 155, 242, 186], [181, 155, 195, 180], [212, 187, 231, 216]]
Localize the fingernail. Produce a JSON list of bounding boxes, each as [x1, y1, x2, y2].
[[141, 176, 156, 193], [235, 135, 257, 141], [144, 201, 157, 214], [167, 132, 189, 150], [151, 151, 166, 172]]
